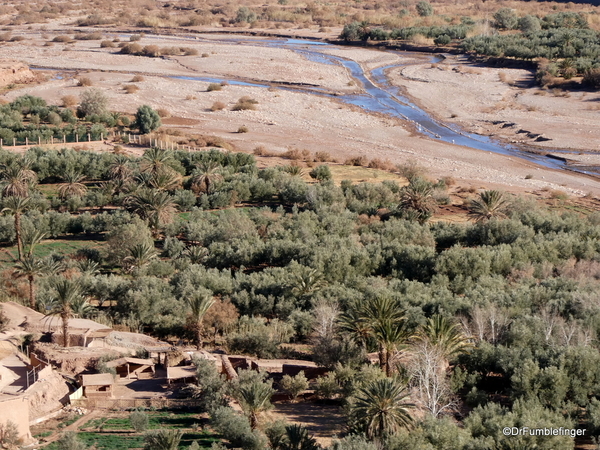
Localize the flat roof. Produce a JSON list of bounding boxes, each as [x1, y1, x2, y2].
[[105, 357, 154, 368], [166, 366, 196, 380], [81, 373, 114, 386]]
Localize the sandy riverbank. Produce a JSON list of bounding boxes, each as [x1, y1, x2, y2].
[[2, 28, 600, 197]]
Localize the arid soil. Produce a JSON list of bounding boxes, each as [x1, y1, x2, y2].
[[388, 53, 600, 153], [2, 25, 600, 197]]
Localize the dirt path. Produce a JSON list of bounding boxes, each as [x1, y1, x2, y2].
[[39, 409, 101, 447]]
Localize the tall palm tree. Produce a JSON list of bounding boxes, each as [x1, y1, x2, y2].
[[13, 256, 45, 310], [398, 178, 437, 224], [45, 278, 87, 347], [125, 189, 177, 234], [143, 429, 182, 450], [414, 315, 472, 363], [468, 190, 509, 223], [363, 297, 409, 376], [123, 242, 158, 273], [2, 195, 30, 260], [190, 161, 223, 194], [0, 162, 36, 198], [350, 377, 414, 440], [58, 170, 87, 200], [236, 379, 275, 429], [185, 290, 215, 350]]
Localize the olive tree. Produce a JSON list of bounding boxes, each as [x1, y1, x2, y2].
[[135, 105, 162, 134]]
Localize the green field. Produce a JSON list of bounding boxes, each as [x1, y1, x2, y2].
[[49, 410, 219, 450]]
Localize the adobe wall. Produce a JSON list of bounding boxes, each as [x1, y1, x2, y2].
[[0, 395, 32, 444]]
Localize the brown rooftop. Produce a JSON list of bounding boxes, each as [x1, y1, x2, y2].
[[81, 373, 114, 386]]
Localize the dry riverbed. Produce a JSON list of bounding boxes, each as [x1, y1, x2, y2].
[[2, 26, 600, 197]]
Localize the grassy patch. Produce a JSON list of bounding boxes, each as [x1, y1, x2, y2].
[[0, 239, 104, 269], [80, 417, 108, 430], [34, 431, 53, 438], [57, 415, 80, 429]]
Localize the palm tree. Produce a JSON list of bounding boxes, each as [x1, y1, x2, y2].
[[76, 259, 100, 276], [2, 195, 30, 260], [0, 162, 36, 198], [190, 161, 223, 194], [399, 178, 437, 224], [339, 306, 372, 350], [21, 228, 46, 258], [108, 154, 133, 182], [71, 295, 97, 319], [289, 267, 327, 302], [414, 315, 472, 363], [141, 147, 173, 177], [363, 297, 409, 376], [57, 170, 87, 200], [125, 189, 177, 234], [468, 190, 509, 223], [148, 168, 182, 191], [350, 377, 414, 440], [143, 429, 182, 450], [182, 245, 208, 264], [13, 256, 45, 310], [358, 20, 371, 41], [123, 242, 158, 273], [185, 290, 215, 350], [236, 379, 275, 429], [280, 424, 321, 450], [45, 278, 87, 347]]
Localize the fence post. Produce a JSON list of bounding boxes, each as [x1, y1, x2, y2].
[[76, 134, 79, 143], [0, 139, 2, 147], [51, 136, 53, 145], [13, 138, 15, 146], [25, 137, 28, 146], [88, 133, 91, 142], [63, 135, 66, 144]]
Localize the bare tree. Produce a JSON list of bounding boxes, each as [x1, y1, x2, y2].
[[312, 301, 339, 340], [467, 304, 512, 344], [408, 340, 455, 418]]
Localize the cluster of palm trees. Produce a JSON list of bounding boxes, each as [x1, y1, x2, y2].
[[0, 156, 97, 346], [104, 148, 224, 236], [398, 175, 510, 225], [338, 296, 472, 439]]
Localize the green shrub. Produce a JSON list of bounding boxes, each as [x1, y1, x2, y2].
[[416, 1, 433, 17], [309, 165, 332, 182], [129, 410, 149, 432], [280, 371, 309, 400]]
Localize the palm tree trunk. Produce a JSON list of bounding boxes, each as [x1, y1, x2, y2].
[[379, 346, 389, 376], [61, 312, 69, 347], [28, 275, 35, 310], [15, 212, 22, 261], [249, 412, 258, 430], [196, 322, 202, 350]]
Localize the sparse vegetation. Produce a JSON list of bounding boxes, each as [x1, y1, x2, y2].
[[232, 96, 258, 111]]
